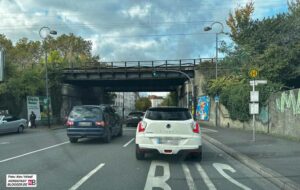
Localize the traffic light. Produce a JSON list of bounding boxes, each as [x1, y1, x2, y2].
[[152, 71, 157, 77]]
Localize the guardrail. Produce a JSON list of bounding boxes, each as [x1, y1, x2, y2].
[[62, 58, 214, 73]]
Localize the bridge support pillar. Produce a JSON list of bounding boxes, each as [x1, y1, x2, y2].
[[60, 85, 107, 118]]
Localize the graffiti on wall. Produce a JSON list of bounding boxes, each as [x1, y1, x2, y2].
[[196, 96, 210, 121], [275, 89, 300, 115]]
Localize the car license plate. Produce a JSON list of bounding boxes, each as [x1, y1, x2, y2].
[[79, 122, 92, 127], [157, 138, 179, 145]]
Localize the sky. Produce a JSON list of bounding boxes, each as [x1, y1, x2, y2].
[[0, 0, 289, 97]]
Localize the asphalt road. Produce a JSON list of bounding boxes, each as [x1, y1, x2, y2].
[[0, 127, 280, 190]]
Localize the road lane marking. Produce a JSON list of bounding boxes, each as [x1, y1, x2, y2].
[[123, 128, 136, 131], [144, 161, 171, 190], [201, 128, 218, 133], [0, 141, 69, 163], [69, 163, 105, 190], [182, 163, 196, 190], [213, 163, 251, 190], [0, 142, 10, 145], [123, 138, 135, 147], [195, 163, 217, 190]]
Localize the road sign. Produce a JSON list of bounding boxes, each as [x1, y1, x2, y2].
[[249, 69, 258, 79], [250, 80, 267, 86], [249, 103, 259, 114], [250, 91, 259, 102]]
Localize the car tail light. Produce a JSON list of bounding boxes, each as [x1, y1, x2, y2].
[[95, 121, 105, 127], [138, 121, 146, 132], [192, 122, 200, 133], [66, 120, 74, 127]]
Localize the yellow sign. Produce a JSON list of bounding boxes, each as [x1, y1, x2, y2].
[[249, 69, 258, 78]]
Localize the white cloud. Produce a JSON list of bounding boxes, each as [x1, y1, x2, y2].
[[123, 4, 152, 18], [0, 0, 289, 61]]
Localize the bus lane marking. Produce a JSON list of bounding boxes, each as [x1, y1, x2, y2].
[[144, 161, 171, 190]]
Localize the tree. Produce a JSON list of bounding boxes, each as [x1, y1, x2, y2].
[[226, 1, 254, 44], [135, 97, 151, 111], [204, 0, 300, 122], [160, 92, 177, 106], [0, 33, 101, 118]]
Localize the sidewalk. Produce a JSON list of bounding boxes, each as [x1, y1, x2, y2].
[[200, 123, 300, 189], [27, 124, 66, 131]]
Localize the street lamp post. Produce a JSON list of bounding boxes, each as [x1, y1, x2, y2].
[[204, 21, 225, 79], [204, 22, 225, 127], [39, 26, 57, 128]]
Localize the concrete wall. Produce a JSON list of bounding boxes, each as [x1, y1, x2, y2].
[[194, 68, 300, 139], [177, 81, 193, 109], [199, 88, 300, 139], [268, 89, 300, 138], [60, 84, 106, 118]]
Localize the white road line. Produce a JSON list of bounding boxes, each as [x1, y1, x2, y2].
[[0, 141, 69, 163], [69, 163, 105, 190], [213, 163, 251, 190], [123, 128, 136, 131], [0, 142, 10, 145], [123, 138, 135, 147], [201, 128, 218, 133], [195, 163, 217, 190], [182, 163, 197, 190]]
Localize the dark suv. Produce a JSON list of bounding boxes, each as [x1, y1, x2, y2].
[[126, 111, 144, 127], [66, 105, 122, 143]]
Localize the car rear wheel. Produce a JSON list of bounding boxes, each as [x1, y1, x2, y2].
[[103, 129, 111, 143], [135, 145, 145, 160], [69, 138, 78, 143]]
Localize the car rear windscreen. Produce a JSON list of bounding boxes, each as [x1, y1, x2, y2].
[[145, 108, 192, 120], [69, 106, 103, 120], [129, 112, 144, 117]]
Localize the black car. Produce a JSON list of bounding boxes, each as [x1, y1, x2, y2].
[[66, 105, 122, 143], [126, 111, 144, 127]]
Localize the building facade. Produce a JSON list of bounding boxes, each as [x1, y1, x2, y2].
[[149, 95, 164, 107], [113, 92, 139, 118]]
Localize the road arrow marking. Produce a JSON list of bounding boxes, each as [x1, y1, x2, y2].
[[213, 163, 251, 190]]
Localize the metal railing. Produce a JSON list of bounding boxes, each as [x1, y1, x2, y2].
[[62, 58, 214, 73]]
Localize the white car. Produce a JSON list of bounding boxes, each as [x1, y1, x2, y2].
[[135, 107, 202, 160]]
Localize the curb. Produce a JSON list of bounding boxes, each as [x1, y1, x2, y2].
[[203, 134, 300, 190], [51, 126, 66, 130]]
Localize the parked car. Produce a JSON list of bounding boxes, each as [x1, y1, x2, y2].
[[135, 107, 202, 160], [0, 115, 27, 134], [126, 111, 144, 127], [66, 105, 122, 143]]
